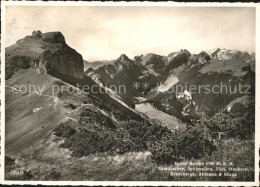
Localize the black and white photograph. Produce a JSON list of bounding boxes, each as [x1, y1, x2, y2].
[[1, 1, 259, 185]]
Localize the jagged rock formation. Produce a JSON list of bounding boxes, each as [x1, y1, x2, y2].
[[5, 31, 84, 82], [140, 49, 191, 74], [85, 68, 105, 87], [141, 53, 165, 69], [166, 49, 191, 72], [87, 54, 164, 99], [205, 48, 254, 63], [189, 51, 211, 64]]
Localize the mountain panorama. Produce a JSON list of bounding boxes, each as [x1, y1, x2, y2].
[[5, 31, 255, 181]]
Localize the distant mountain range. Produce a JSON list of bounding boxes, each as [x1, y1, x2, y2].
[[86, 46, 254, 119], [83, 60, 112, 71]]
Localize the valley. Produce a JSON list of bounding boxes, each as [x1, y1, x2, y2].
[[135, 103, 185, 131]]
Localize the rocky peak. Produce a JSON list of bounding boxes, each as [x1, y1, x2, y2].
[[179, 49, 191, 56], [6, 31, 84, 82], [210, 48, 221, 58], [165, 49, 191, 72], [205, 48, 249, 61], [189, 51, 211, 64], [117, 54, 130, 62], [113, 54, 135, 71], [168, 49, 190, 60], [84, 67, 94, 75], [17, 31, 66, 46], [41, 32, 66, 44], [142, 53, 165, 69]]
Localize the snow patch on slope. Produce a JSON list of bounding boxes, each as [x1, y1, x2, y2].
[[217, 49, 238, 61], [157, 75, 178, 92], [177, 90, 192, 101]]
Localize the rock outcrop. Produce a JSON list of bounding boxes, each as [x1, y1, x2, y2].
[[165, 49, 191, 72], [139, 50, 191, 75], [141, 53, 165, 69], [5, 31, 84, 82], [189, 51, 211, 64]]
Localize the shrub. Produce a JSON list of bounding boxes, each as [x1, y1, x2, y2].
[[5, 156, 15, 166], [60, 127, 135, 157], [149, 126, 216, 164], [53, 123, 76, 138], [205, 98, 254, 140], [176, 126, 216, 160]]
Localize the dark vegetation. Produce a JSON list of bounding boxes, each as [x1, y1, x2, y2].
[[53, 88, 255, 178], [5, 156, 34, 180], [54, 117, 216, 164], [149, 125, 216, 164], [53, 123, 76, 138], [199, 139, 255, 181], [205, 97, 255, 140], [53, 88, 217, 164]]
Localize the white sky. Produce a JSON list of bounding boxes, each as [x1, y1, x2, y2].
[[5, 6, 255, 61]]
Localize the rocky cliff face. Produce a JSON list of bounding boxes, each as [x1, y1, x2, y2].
[[5, 31, 84, 82], [140, 50, 191, 73], [141, 53, 165, 69], [189, 51, 211, 64]]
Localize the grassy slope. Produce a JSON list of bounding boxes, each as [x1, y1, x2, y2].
[[5, 133, 254, 181], [5, 68, 143, 154], [6, 69, 65, 153]]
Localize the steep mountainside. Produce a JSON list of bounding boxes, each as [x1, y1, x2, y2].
[[140, 49, 191, 75], [86, 54, 164, 100], [86, 48, 255, 120], [141, 53, 166, 75], [5, 68, 143, 154], [5, 31, 148, 154], [86, 50, 192, 101], [148, 49, 255, 119], [5, 31, 84, 84]]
